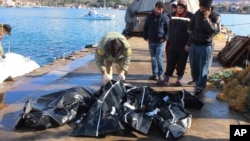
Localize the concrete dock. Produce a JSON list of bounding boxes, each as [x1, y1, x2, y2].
[[0, 36, 249, 141]]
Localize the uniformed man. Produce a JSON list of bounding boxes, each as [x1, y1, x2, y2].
[[95, 32, 132, 84], [0, 24, 12, 56]]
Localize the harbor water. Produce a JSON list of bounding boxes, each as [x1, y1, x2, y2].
[[1, 7, 250, 66], [1, 7, 126, 66]]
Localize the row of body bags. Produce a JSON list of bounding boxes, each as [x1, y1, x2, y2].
[[15, 80, 204, 140]]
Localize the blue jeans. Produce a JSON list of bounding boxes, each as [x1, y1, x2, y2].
[[148, 42, 165, 76], [189, 44, 212, 89]]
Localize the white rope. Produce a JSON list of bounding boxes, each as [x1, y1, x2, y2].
[[95, 80, 120, 136]]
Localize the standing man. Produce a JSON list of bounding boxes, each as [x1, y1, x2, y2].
[[187, 0, 221, 96], [95, 31, 132, 84], [0, 24, 12, 56], [159, 0, 193, 86], [165, 0, 178, 63], [143, 1, 169, 81], [167, 0, 178, 19]]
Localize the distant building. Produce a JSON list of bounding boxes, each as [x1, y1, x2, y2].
[[230, 4, 240, 13], [1, 0, 15, 7], [8, 0, 15, 7], [215, 6, 227, 13]]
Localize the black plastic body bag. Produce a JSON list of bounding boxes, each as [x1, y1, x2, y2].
[[70, 80, 127, 137], [15, 86, 98, 130]]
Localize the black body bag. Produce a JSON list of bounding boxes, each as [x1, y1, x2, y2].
[[15, 86, 98, 130], [70, 80, 127, 137]]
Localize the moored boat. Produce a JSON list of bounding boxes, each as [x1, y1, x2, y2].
[[83, 10, 115, 20]]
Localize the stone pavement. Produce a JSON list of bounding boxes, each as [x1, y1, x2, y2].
[[0, 36, 249, 141]]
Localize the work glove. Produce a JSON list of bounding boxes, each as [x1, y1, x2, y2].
[[103, 74, 112, 81], [118, 73, 126, 81]]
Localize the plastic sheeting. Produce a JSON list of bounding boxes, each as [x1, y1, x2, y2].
[[0, 52, 40, 83], [15, 80, 203, 140], [128, 0, 159, 13], [122, 86, 201, 140], [15, 86, 98, 130], [70, 80, 126, 137], [123, 0, 199, 35]]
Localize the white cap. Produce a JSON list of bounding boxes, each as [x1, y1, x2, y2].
[[172, 1, 178, 6]]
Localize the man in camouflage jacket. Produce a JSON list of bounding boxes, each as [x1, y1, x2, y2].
[[95, 32, 132, 84]]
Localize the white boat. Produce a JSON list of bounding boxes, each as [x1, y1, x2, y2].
[[0, 52, 40, 83], [83, 10, 115, 20]]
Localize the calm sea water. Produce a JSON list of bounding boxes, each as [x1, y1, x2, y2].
[[221, 14, 250, 37], [1, 8, 250, 66], [1, 7, 126, 66]]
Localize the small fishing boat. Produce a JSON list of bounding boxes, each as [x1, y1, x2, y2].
[[0, 52, 40, 83], [83, 10, 115, 20]]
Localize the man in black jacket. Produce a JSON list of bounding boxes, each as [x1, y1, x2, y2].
[[143, 1, 169, 81], [187, 0, 221, 96]]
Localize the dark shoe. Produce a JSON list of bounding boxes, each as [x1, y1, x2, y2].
[[187, 80, 196, 85], [194, 88, 203, 97], [175, 80, 182, 86], [149, 75, 157, 81], [156, 80, 170, 86]]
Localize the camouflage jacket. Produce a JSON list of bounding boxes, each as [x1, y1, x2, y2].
[[95, 32, 132, 72]]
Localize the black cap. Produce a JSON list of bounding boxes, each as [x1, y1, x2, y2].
[[199, 0, 213, 7], [3, 24, 12, 35]]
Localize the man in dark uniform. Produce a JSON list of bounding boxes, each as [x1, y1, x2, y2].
[[95, 32, 132, 84]]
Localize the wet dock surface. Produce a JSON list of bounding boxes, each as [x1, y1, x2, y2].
[[0, 36, 249, 141]]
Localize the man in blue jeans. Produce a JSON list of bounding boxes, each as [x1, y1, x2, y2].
[[187, 0, 221, 96], [143, 1, 169, 81]]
